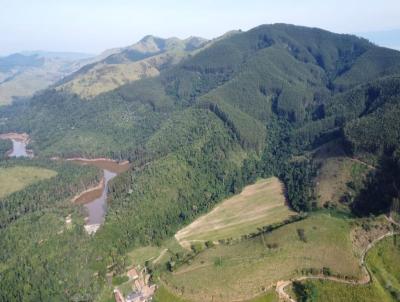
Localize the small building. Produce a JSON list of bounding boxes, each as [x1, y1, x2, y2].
[[113, 289, 125, 302], [127, 268, 139, 280], [125, 291, 143, 302]]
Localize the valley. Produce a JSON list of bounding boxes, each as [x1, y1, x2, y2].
[[1, 21, 400, 302]]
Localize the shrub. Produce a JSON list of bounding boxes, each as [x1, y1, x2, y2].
[[112, 275, 129, 286], [297, 228, 307, 242]]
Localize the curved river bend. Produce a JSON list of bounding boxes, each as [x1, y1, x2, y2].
[[0, 133, 130, 234], [66, 158, 130, 234]]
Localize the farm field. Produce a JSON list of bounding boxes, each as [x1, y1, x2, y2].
[[175, 177, 296, 248], [0, 166, 57, 198], [164, 213, 361, 302], [303, 236, 400, 302]]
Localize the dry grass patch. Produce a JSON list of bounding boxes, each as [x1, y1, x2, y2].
[[313, 140, 370, 208], [0, 166, 57, 198], [175, 177, 296, 249], [165, 213, 362, 302]]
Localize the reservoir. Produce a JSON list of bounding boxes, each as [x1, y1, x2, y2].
[[69, 158, 130, 234]]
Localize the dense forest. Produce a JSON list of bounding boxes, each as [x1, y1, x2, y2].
[[1, 24, 400, 301], [0, 160, 103, 301]]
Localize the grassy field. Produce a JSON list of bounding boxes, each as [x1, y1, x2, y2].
[[164, 213, 361, 302], [313, 141, 370, 208], [128, 238, 185, 267], [304, 279, 390, 302], [154, 285, 279, 302], [0, 166, 57, 198], [175, 177, 296, 248], [302, 236, 400, 302]]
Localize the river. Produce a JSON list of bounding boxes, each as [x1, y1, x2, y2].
[[0, 132, 33, 158], [9, 139, 30, 157], [0, 132, 130, 234], [68, 158, 130, 234]]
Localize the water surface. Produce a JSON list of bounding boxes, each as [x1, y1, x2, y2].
[[9, 139, 29, 157], [84, 169, 117, 225]]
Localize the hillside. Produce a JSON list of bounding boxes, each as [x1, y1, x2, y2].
[[0, 52, 95, 105], [1, 23, 400, 302], [55, 36, 208, 99]]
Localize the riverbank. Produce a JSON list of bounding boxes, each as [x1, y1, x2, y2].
[[0, 132, 30, 143], [0, 132, 34, 157], [72, 176, 105, 204], [66, 157, 130, 173]]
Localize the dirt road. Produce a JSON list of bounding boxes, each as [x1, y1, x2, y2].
[[276, 217, 399, 302]]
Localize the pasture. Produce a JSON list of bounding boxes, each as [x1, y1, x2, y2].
[[0, 166, 57, 198], [165, 213, 361, 302], [175, 177, 296, 248]]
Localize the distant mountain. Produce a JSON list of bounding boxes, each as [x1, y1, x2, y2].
[[18, 51, 95, 60], [2, 23, 400, 302], [55, 35, 208, 99], [0, 52, 96, 105]]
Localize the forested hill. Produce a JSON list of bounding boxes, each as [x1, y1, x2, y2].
[[53, 35, 209, 99], [1, 24, 399, 157], [1, 23, 400, 301], [1, 23, 400, 217]]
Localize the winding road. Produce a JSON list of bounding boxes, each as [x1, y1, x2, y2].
[[276, 216, 400, 301]]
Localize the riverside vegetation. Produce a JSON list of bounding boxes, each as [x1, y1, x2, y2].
[[0, 24, 400, 301]]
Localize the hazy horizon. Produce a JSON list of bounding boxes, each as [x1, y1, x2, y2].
[[1, 0, 400, 56]]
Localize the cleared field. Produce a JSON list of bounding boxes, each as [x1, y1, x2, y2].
[[154, 286, 278, 302], [304, 236, 400, 302], [175, 177, 296, 248], [0, 166, 57, 198], [154, 286, 191, 302], [313, 140, 370, 207], [128, 238, 185, 267], [165, 213, 361, 302]]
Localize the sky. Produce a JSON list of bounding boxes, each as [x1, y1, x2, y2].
[[1, 0, 400, 55]]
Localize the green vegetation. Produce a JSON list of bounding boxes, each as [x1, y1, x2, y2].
[[0, 165, 57, 198], [57, 36, 208, 99], [0, 139, 11, 158], [163, 213, 360, 301], [0, 160, 101, 228], [0, 160, 103, 302], [368, 235, 400, 300], [1, 23, 400, 301], [153, 286, 191, 302], [295, 236, 400, 302], [112, 275, 129, 286], [175, 177, 295, 248], [313, 140, 371, 208], [246, 292, 279, 302]]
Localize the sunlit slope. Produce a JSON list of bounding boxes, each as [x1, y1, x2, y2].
[[0, 166, 56, 198], [175, 177, 295, 248]]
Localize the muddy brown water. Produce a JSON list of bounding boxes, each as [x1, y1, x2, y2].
[[69, 159, 131, 225], [0, 132, 131, 227]]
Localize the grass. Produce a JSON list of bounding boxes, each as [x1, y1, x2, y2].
[[118, 281, 134, 296], [304, 279, 390, 302], [164, 213, 361, 302], [0, 166, 57, 198], [367, 235, 400, 299], [153, 286, 191, 302], [313, 140, 370, 208], [153, 286, 278, 302], [298, 235, 400, 302], [128, 246, 165, 266], [245, 291, 279, 302], [128, 238, 186, 267], [175, 177, 295, 248]]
